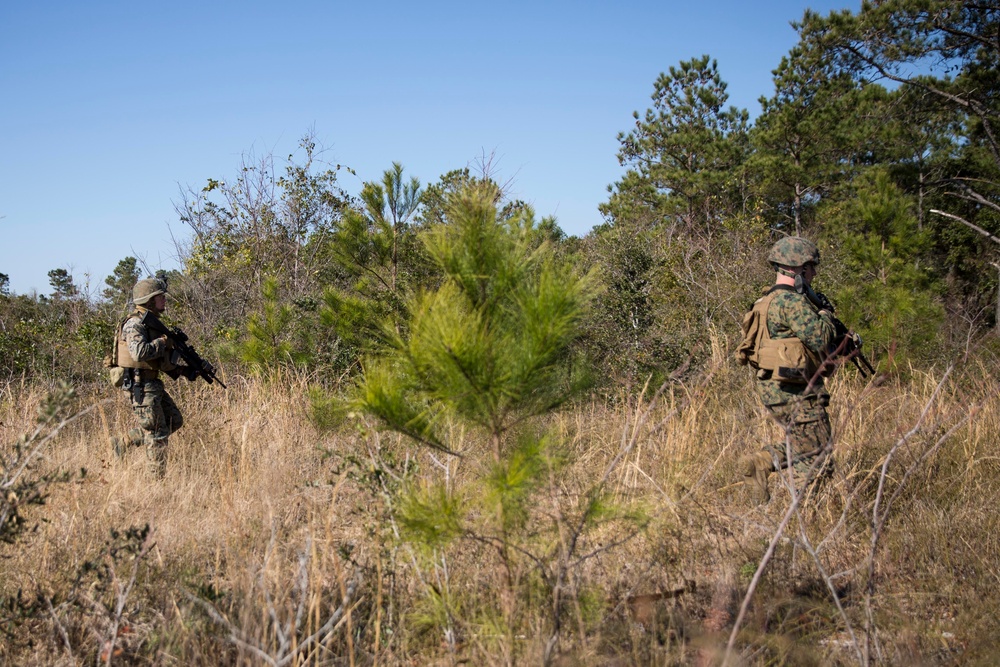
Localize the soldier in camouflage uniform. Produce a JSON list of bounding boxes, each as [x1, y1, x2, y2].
[[736, 237, 837, 505], [111, 278, 199, 477]]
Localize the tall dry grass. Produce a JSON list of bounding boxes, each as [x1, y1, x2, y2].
[[2, 341, 1000, 665]]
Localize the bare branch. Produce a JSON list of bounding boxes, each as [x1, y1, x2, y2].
[[931, 209, 1000, 245]]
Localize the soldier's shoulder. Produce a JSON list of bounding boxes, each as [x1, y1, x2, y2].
[[769, 289, 818, 323], [121, 314, 146, 335], [771, 289, 814, 309], [769, 287, 806, 303]]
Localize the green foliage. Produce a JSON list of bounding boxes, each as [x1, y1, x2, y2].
[[594, 55, 771, 384], [229, 276, 310, 375], [74, 316, 115, 367], [308, 162, 432, 385], [483, 432, 563, 534], [796, 0, 1000, 327], [749, 43, 893, 234], [579, 224, 665, 387], [326, 161, 422, 296], [174, 134, 351, 333], [355, 356, 449, 452], [358, 184, 598, 458], [306, 384, 350, 432], [604, 55, 750, 230], [0, 292, 106, 382], [46, 268, 78, 300], [352, 183, 605, 654], [396, 481, 464, 553], [590, 2, 1000, 380], [102, 256, 139, 310], [819, 169, 945, 365], [418, 167, 532, 229], [407, 584, 463, 641], [1, 382, 80, 544], [317, 287, 394, 362], [0, 295, 47, 377]]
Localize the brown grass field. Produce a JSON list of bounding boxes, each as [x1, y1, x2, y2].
[[3, 337, 1000, 665]]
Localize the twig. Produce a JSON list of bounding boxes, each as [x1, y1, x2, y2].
[[41, 590, 73, 657], [792, 509, 864, 665], [722, 486, 805, 666]]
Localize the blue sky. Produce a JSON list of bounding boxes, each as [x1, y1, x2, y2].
[[0, 0, 853, 296]]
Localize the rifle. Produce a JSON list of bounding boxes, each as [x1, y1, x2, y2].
[[805, 287, 877, 378], [140, 312, 227, 388]]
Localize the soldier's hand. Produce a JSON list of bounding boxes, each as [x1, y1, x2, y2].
[[158, 336, 175, 350]]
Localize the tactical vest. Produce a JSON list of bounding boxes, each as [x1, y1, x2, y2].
[[736, 288, 824, 384], [114, 309, 162, 371]]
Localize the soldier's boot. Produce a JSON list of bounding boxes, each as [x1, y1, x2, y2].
[[110, 436, 127, 458], [741, 451, 773, 506], [111, 429, 146, 458], [147, 439, 168, 479]]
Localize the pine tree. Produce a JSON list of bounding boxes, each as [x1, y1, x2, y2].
[[102, 257, 139, 309], [231, 276, 310, 375], [319, 162, 426, 360], [799, 0, 1000, 323], [819, 168, 945, 365], [352, 183, 612, 661], [47, 269, 78, 300], [603, 55, 750, 235], [357, 182, 596, 461], [750, 44, 891, 235]]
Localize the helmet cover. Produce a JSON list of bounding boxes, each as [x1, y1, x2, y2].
[[767, 236, 820, 268], [132, 278, 167, 306]]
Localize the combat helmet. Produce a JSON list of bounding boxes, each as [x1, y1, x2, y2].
[[767, 236, 820, 268], [132, 277, 167, 306]]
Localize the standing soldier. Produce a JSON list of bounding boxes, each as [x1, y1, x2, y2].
[[111, 277, 200, 477], [736, 237, 837, 505]]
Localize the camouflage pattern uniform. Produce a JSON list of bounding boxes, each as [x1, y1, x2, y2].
[[740, 238, 836, 504], [112, 279, 189, 477]]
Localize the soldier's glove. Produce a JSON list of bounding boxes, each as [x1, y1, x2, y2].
[[157, 336, 175, 351], [182, 366, 199, 381], [160, 349, 182, 372]]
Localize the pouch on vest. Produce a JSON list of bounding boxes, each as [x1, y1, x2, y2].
[[736, 305, 762, 366], [109, 366, 126, 388], [756, 338, 821, 384], [103, 348, 125, 388], [736, 291, 822, 383]]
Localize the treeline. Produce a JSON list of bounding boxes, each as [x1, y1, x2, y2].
[[2, 0, 998, 389]]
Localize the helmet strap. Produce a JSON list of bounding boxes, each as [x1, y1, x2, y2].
[[793, 273, 804, 294], [772, 264, 806, 293]]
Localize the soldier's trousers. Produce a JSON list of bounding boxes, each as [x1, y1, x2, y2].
[[742, 396, 832, 505], [124, 379, 183, 477]]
